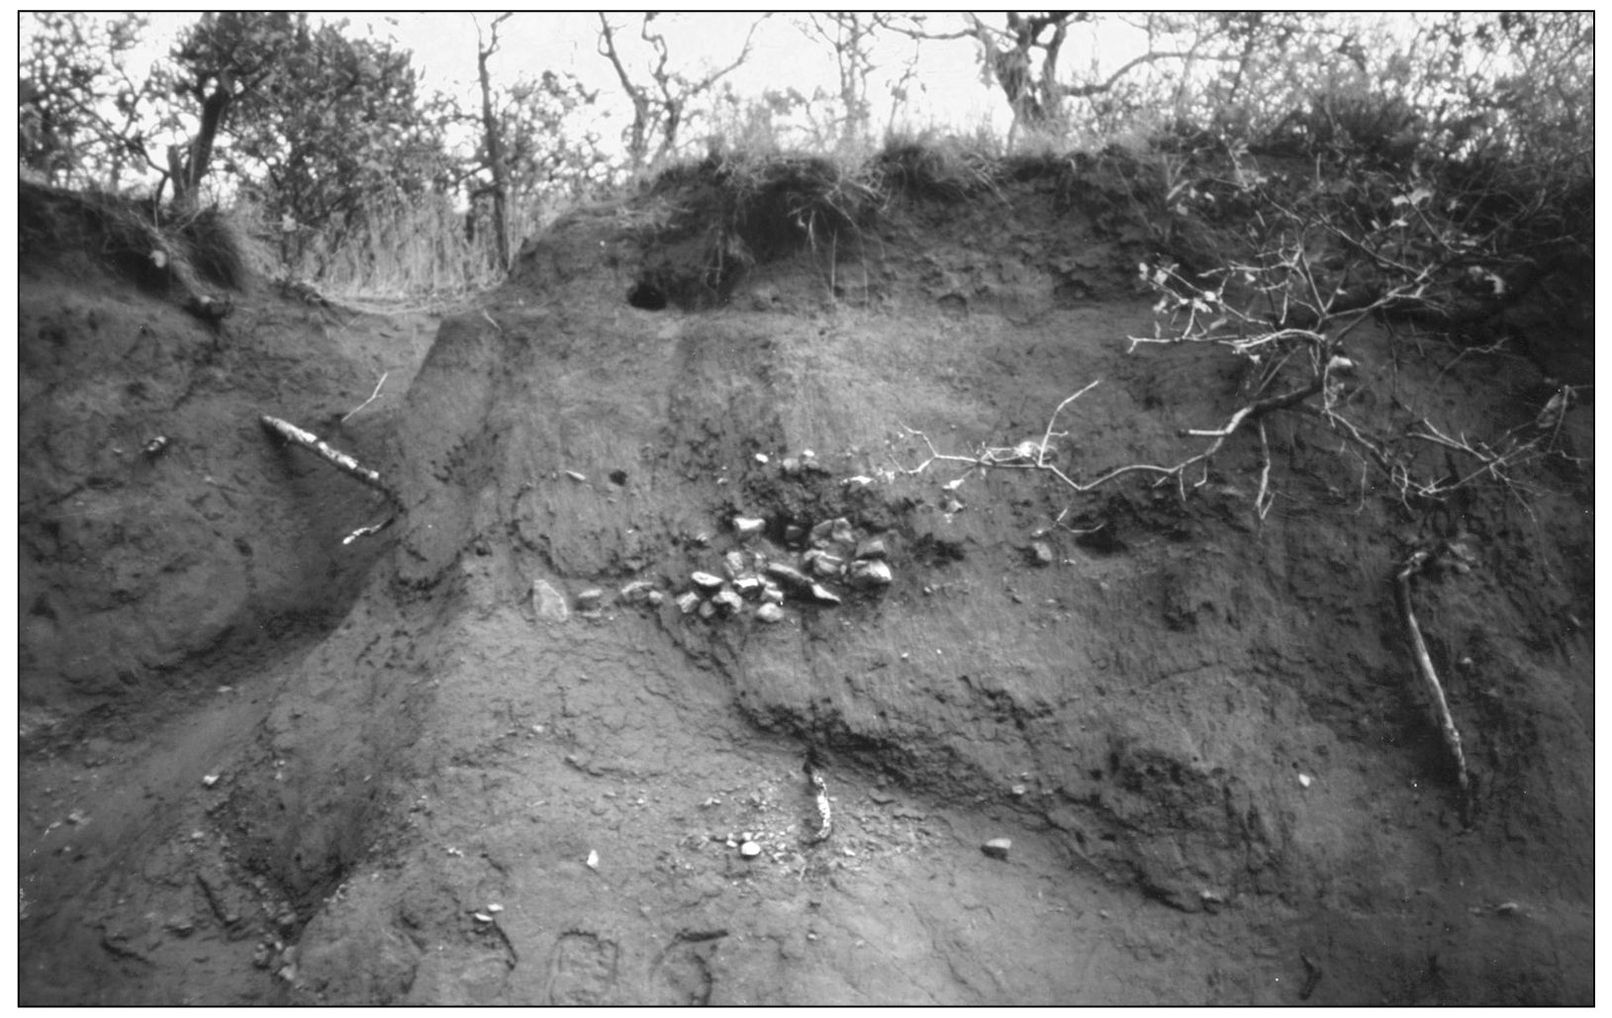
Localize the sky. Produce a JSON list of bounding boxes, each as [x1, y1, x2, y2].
[[341, 12, 1011, 136], [116, 11, 1016, 160], [29, 12, 1446, 179]]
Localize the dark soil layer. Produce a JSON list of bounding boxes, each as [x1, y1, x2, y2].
[[17, 163, 1592, 1005]]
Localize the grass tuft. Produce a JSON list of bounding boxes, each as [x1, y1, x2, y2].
[[873, 130, 1004, 202], [20, 180, 261, 306], [632, 148, 888, 307], [174, 205, 251, 290]]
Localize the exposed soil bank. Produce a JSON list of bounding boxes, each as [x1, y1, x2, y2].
[[17, 159, 1592, 1004]]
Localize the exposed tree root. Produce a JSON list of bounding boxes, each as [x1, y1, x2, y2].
[[803, 754, 833, 844], [259, 413, 399, 506], [340, 371, 388, 423], [1395, 549, 1473, 819]]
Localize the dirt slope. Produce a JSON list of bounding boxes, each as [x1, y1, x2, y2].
[[16, 163, 1593, 1005]]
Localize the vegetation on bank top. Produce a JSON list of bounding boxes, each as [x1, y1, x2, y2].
[[20, 12, 1591, 300]]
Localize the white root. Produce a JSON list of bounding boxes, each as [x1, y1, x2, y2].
[[340, 371, 389, 423], [806, 764, 832, 844], [259, 414, 398, 504], [341, 518, 395, 545], [1395, 550, 1472, 807]]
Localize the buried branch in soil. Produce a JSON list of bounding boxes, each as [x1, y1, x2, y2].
[[259, 414, 400, 543], [1394, 549, 1473, 818]]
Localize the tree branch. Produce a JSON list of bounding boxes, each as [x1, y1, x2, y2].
[[1059, 49, 1201, 99]]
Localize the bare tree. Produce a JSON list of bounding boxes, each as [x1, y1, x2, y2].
[[967, 13, 1242, 142], [853, 12, 1245, 145], [596, 13, 765, 172], [800, 13, 879, 151], [475, 13, 514, 271]]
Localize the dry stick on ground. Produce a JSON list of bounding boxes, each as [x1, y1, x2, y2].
[[1394, 550, 1473, 817], [259, 414, 400, 506]]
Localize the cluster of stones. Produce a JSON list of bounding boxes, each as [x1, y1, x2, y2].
[[674, 513, 893, 625]]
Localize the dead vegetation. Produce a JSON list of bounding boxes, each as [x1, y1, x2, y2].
[[865, 134, 1588, 817], [885, 132, 1587, 520]]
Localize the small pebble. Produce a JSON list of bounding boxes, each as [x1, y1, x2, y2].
[[982, 837, 1012, 860], [739, 841, 761, 859], [808, 583, 842, 605], [756, 603, 786, 624], [585, 850, 599, 870]]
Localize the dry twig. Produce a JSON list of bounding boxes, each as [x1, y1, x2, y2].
[[341, 371, 389, 423]]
